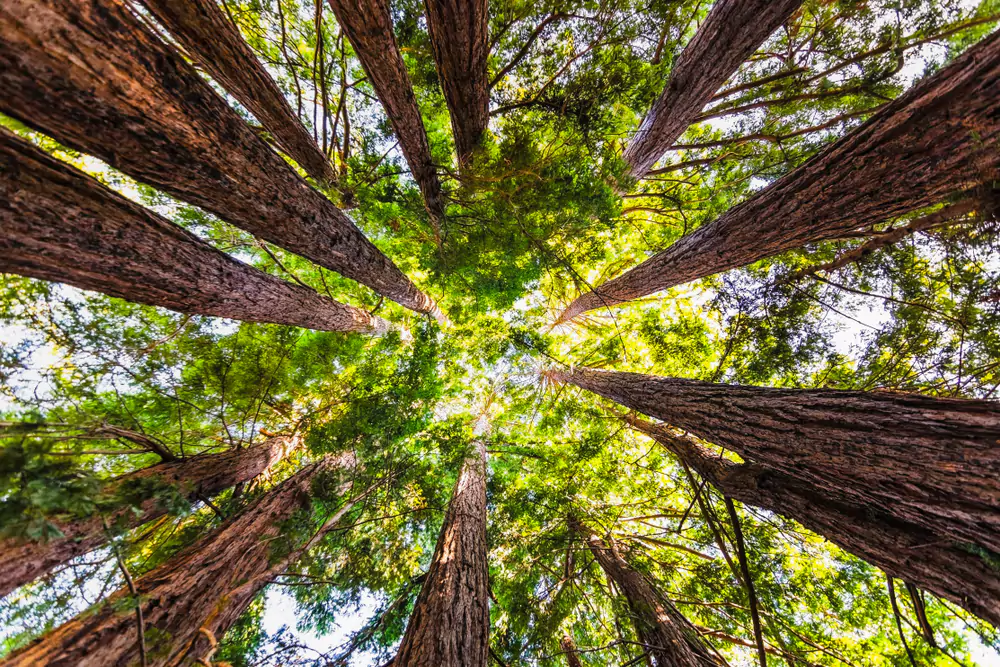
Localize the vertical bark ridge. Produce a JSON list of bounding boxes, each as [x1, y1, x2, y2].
[[560, 29, 1000, 322], [623, 0, 804, 178], [0, 129, 389, 335], [0, 0, 440, 317]]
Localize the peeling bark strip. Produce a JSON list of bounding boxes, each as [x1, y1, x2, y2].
[[2, 454, 357, 667], [570, 518, 721, 667], [626, 416, 1000, 627], [0, 130, 388, 335], [0, 0, 439, 317], [139, 0, 336, 184], [423, 0, 489, 161], [552, 367, 1000, 557], [623, 0, 804, 178], [394, 440, 489, 667], [325, 0, 445, 222], [561, 30, 1000, 321], [0, 437, 291, 600]]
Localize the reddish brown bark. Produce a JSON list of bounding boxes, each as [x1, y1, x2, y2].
[[560, 634, 584, 667], [624, 0, 804, 178], [423, 0, 489, 162], [0, 129, 388, 334], [560, 30, 1000, 322], [139, 0, 336, 184], [325, 0, 445, 223], [0, 0, 440, 318], [394, 440, 489, 667]]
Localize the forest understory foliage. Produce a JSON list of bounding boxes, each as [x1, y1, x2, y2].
[[2, 0, 1000, 665]]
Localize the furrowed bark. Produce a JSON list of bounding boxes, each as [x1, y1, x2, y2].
[[569, 517, 721, 667], [561, 30, 1000, 322], [2, 454, 357, 667], [560, 635, 584, 667], [623, 0, 804, 178], [0, 0, 440, 318], [325, 0, 446, 223], [139, 0, 337, 185], [550, 366, 1000, 555], [0, 129, 388, 335], [423, 0, 489, 162], [394, 440, 489, 667], [625, 415, 1000, 627], [0, 436, 290, 601]]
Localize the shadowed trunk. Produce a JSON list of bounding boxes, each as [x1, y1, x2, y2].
[[325, 0, 446, 223], [560, 29, 1000, 322], [625, 415, 1000, 627], [623, 0, 803, 178], [423, 0, 489, 162], [394, 440, 489, 667], [569, 517, 721, 667], [2, 454, 359, 667], [550, 367, 1000, 557], [0, 0, 441, 318], [0, 129, 388, 335], [560, 634, 584, 667], [139, 0, 337, 185]]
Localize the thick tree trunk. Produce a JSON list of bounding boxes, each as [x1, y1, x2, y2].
[[0, 0, 440, 318], [2, 453, 356, 667], [325, 0, 445, 223], [551, 367, 1000, 556], [626, 415, 1000, 626], [139, 0, 337, 185], [623, 0, 803, 178], [0, 437, 290, 599], [560, 30, 1000, 322], [569, 518, 721, 667], [393, 440, 489, 667], [423, 0, 489, 162], [560, 634, 584, 667], [0, 129, 388, 335]]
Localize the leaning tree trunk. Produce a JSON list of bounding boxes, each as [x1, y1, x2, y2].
[[423, 0, 489, 162], [393, 440, 489, 667], [569, 518, 721, 667], [625, 415, 1000, 627], [550, 367, 1000, 556], [623, 0, 803, 178], [2, 454, 359, 667], [559, 29, 1000, 322], [325, 0, 446, 223], [139, 0, 337, 185], [0, 129, 388, 335], [560, 634, 584, 667], [0, 0, 441, 319]]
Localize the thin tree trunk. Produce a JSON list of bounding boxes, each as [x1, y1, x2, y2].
[[559, 30, 1000, 322], [325, 0, 446, 224], [560, 634, 584, 667], [0, 129, 388, 335], [569, 517, 721, 667], [550, 367, 1000, 556], [139, 0, 337, 185], [0, 0, 441, 319], [1, 454, 358, 667], [625, 415, 1000, 627], [393, 440, 489, 667], [423, 0, 489, 162], [623, 0, 803, 178]]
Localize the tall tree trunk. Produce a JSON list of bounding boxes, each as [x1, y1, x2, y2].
[[550, 366, 1000, 555], [393, 440, 489, 667], [560, 634, 584, 667], [2, 453, 359, 667], [569, 517, 721, 667], [139, 0, 337, 185], [0, 129, 388, 335], [325, 0, 446, 223], [623, 0, 803, 178], [423, 0, 489, 162], [559, 30, 1000, 322], [0, 0, 441, 319], [625, 415, 1000, 626]]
